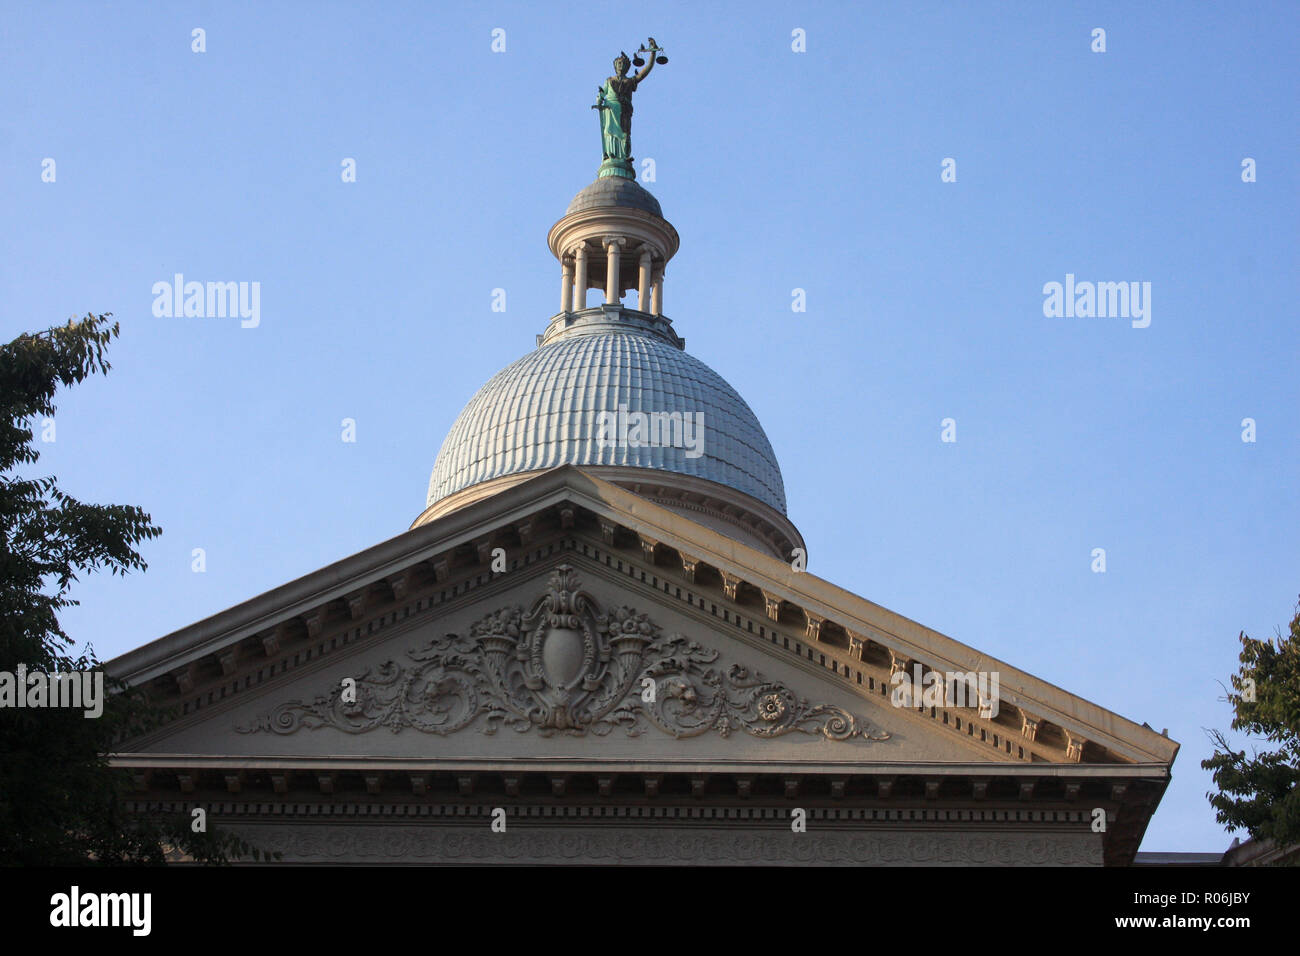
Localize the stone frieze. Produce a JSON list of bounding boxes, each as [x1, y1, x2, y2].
[[237, 565, 888, 743]]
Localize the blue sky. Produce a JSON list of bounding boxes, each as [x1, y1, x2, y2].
[[2, 1, 1296, 854]]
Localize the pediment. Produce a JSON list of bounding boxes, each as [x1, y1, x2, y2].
[[108, 468, 1180, 864], [120, 556, 994, 768], [109, 466, 1177, 776]]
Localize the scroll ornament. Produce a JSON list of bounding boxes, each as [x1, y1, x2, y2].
[[238, 566, 887, 743]]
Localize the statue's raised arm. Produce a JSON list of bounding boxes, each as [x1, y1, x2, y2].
[[632, 38, 662, 84]]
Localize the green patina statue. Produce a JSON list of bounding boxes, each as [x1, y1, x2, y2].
[[592, 38, 666, 179]]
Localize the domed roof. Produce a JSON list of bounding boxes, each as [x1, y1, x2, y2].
[[565, 177, 663, 218], [427, 331, 787, 514]]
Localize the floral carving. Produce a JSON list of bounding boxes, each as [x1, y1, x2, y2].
[[237, 566, 888, 743], [757, 693, 786, 722]]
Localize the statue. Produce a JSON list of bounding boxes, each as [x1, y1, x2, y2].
[[592, 38, 666, 179]]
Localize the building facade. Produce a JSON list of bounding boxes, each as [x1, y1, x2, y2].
[[107, 55, 1179, 865]]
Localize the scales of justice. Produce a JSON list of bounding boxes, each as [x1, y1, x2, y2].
[[592, 38, 668, 179]]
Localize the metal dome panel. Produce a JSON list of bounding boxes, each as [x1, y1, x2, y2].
[[427, 332, 787, 514]]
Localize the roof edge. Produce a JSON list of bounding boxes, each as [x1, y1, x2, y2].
[[106, 465, 1179, 769]]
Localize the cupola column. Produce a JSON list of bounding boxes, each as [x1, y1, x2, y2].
[[560, 254, 574, 313], [637, 248, 653, 312], [650, 265, 663, 316], [604, 237, 625, 304], [573, 244, 589, 309]]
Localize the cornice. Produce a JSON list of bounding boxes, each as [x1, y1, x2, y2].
[[111, 759, 1156, 865]]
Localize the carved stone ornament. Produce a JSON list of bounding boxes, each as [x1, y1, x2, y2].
[[238, 565, 888, 743], [221, 824, 1102, 866]]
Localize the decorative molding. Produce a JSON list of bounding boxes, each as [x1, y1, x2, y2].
[[218, 649, 238, 676], [1021, 711, 1041, 742], [345, 592, 366, 620], [637, 491, 783, 557], [1066, 731, 1088, 762], [238, 565, 887, 744], [221, 824, 1104, 866], [171, 665, 194, 695], [889, 650, 911, 679], [302, 610, 325, 638], [127, 799, 1098, 827]]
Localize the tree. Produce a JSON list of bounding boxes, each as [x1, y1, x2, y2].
[[0, 314, 270, 863], [1202, 598, 1300, 861]]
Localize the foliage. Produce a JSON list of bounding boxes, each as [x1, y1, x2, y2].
[[0, 314, 273, 864], [1202, 599, 1300, 861]]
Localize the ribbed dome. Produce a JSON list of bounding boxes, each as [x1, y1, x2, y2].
[[565, 177, 663, 218], [427, 332, 787, 514]]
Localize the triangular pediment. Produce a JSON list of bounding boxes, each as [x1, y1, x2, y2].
[[107, 467, 1179, 864], [119, 553, 1000, 768], [109, 466, 1176, 773]]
